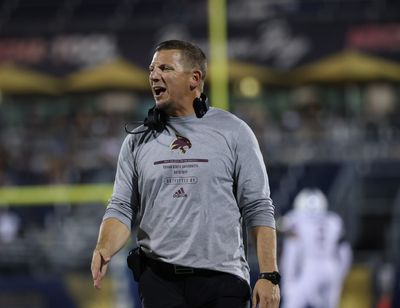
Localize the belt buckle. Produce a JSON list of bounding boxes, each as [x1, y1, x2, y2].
[[174, 265, 194, 274]]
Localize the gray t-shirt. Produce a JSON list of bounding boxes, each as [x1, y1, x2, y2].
[[103, 107, 275, 284]]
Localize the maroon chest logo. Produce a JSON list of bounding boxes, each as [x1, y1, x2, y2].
[[170, 135, 192, 154]]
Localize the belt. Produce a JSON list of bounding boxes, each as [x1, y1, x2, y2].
[[144, 256, 218, 276]]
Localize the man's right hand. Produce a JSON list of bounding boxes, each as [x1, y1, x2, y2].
[[91, 248, 111, 289], [90, 218, 131, 289]]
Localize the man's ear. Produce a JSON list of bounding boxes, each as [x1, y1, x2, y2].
[[189, 70, 202, 90]]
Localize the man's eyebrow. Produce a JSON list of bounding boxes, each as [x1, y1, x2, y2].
[[148, 63, 175, 71]]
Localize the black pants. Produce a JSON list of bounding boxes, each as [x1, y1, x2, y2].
[[138, 265, 250, 308]]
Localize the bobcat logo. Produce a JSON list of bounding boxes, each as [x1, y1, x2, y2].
[[170, 135, 192, 154]]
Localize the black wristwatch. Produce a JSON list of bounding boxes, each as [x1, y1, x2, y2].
[[258, 271, 281, 285]]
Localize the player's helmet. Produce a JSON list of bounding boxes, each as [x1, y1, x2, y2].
[[293, 188, 328, 213]]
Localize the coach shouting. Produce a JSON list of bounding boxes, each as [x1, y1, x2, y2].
[[91, 40, 280, 308]]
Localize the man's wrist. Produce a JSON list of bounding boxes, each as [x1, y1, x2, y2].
[[258, 271, 281, 285]]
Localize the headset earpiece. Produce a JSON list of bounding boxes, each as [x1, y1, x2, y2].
[[193, 93, 209, 118], [143, 106, 167, 132], [125, 106, 167, 134]]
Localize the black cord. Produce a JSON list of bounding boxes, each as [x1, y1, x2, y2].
[[124, 122, 149, 135]]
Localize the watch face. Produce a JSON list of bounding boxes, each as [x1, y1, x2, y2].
[[271, 272, 280, 284]]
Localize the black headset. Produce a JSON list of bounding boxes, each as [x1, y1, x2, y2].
[[193, 92, 209, 118], [126, 93, 209, 135]]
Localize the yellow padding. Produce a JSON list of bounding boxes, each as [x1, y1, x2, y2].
[[340, 264, 372, 308], [0, 184, 113, 206], [208, 0, 229, 111]]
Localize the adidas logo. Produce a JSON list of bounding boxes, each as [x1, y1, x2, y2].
[[173, 187, 187, 198]]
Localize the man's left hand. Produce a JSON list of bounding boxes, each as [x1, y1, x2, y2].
[[252, 279, 280, 308]]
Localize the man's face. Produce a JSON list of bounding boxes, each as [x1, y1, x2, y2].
[[149, 49, 193, 114]]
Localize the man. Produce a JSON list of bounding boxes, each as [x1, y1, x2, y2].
[[279, 188, 352, 308], [91, 40, 280, 308]]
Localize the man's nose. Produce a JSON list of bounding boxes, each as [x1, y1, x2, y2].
[[149, 70, 160, 81]]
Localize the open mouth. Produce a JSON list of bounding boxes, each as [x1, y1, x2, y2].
[[153, 86, 166, 97]]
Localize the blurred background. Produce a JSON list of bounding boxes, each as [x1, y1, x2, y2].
[[0, 0, 400, 307]]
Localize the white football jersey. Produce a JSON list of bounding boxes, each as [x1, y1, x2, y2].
[[284, 210, 344, 260], [280, 198, 352, 308]]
